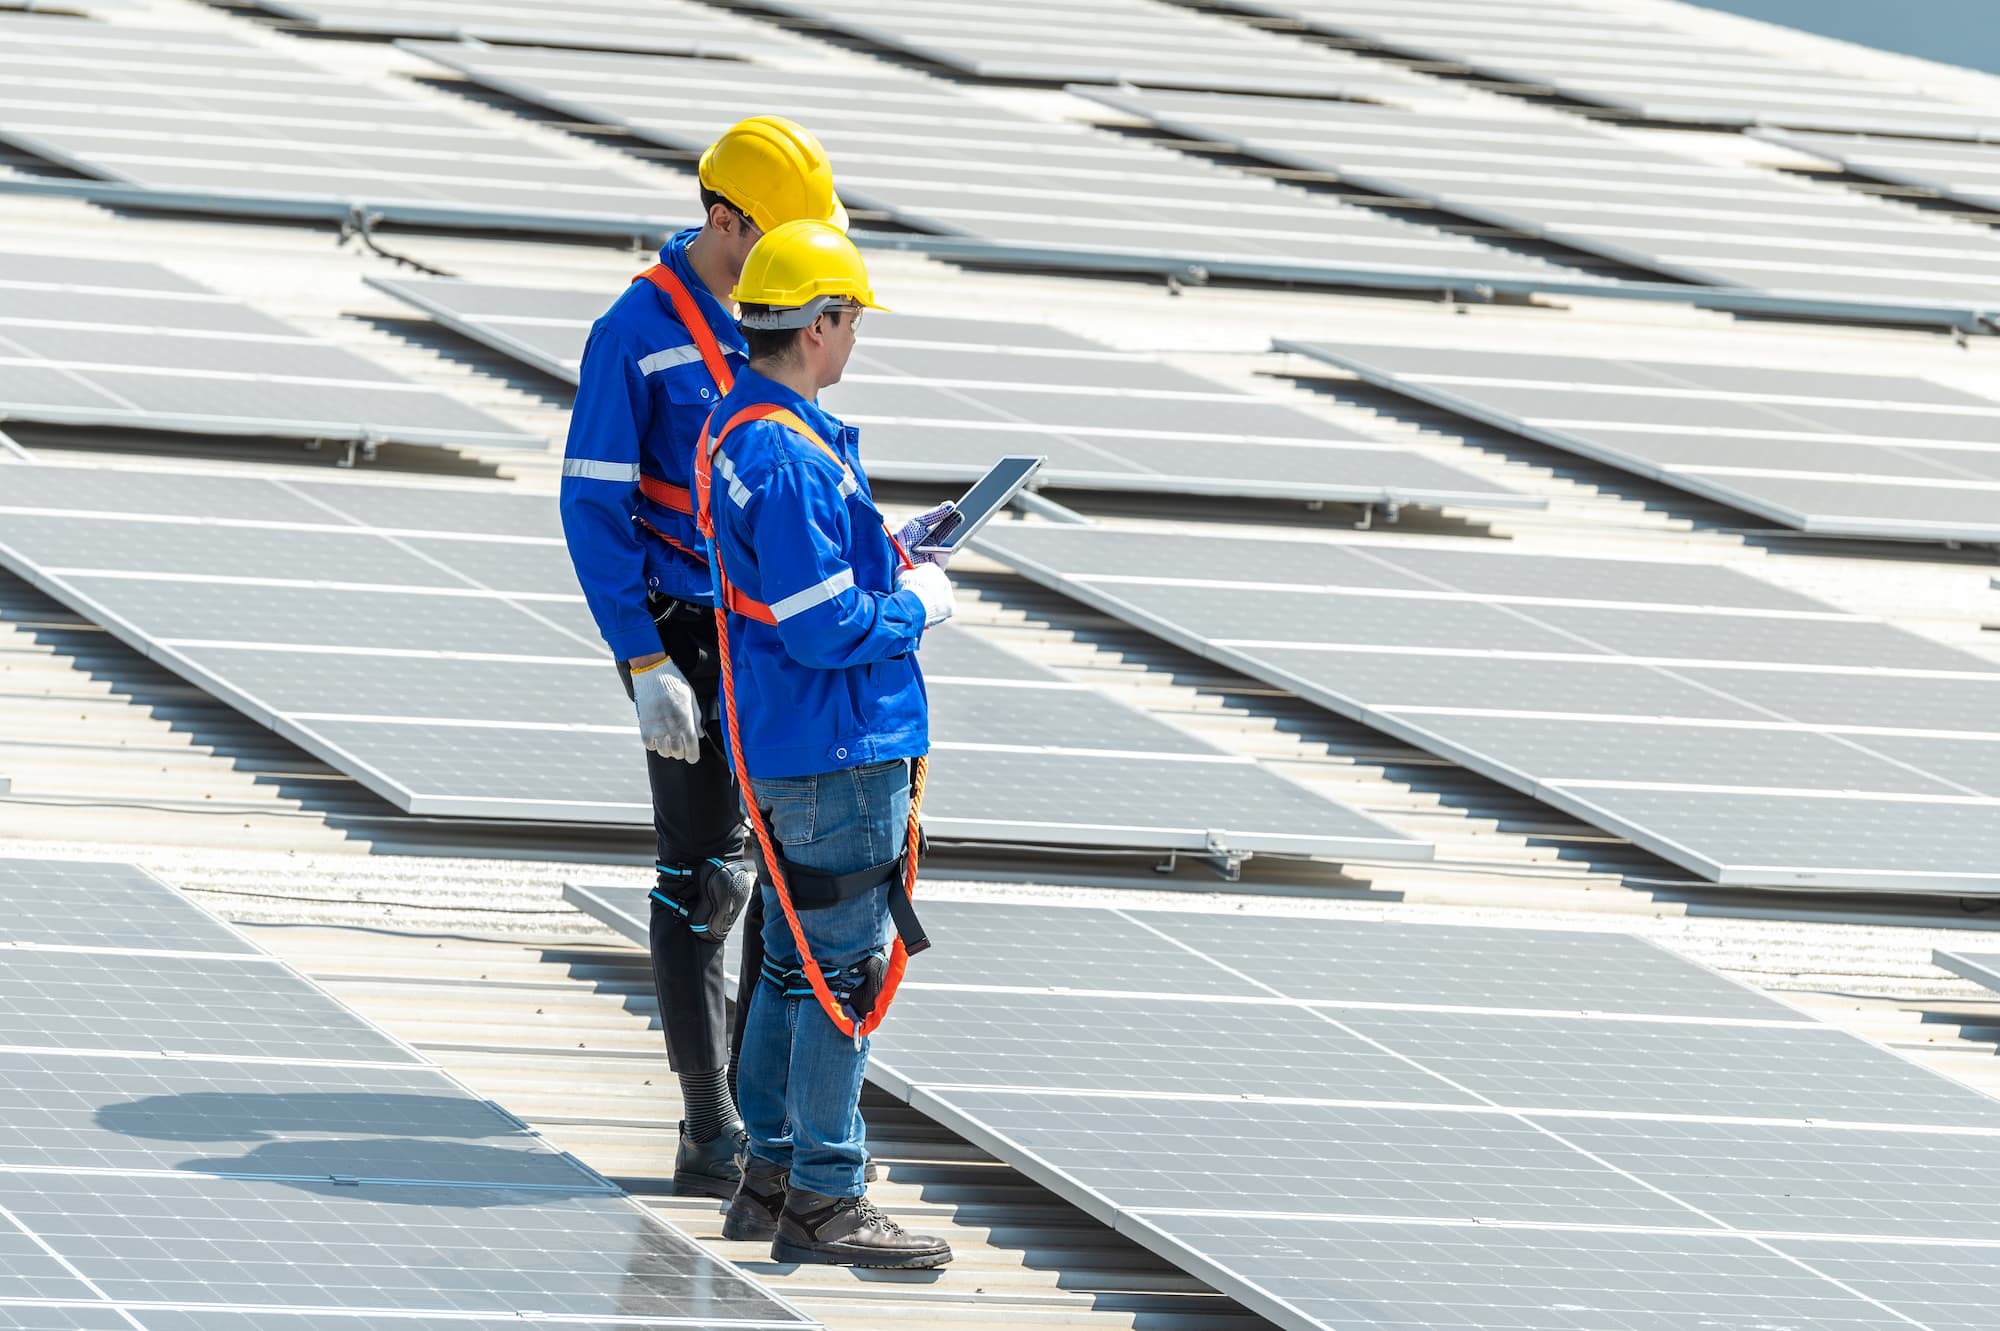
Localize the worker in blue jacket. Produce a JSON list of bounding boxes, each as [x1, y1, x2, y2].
[[558, 116, 849, 1200], [700, 219, 954, 1269]]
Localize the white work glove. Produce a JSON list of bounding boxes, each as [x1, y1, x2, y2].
[[630, 656, 702, 763], [896, 500, 957, 568], [897, 561, 956, 627]]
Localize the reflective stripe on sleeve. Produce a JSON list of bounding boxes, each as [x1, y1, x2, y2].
[[769, 569, 855, 622], [638, 345, 705, 375], [562, 458, 642, 483], [714, 451, 754, 508]]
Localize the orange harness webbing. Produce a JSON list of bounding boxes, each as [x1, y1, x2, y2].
[[631, 264, 733, 520], [696, 401, 925, 1041]]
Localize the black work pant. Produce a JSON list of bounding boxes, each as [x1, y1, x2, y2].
[[620, 593, 763, 1075]]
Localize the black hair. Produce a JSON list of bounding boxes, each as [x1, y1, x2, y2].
[[741, 304, 845, 365]]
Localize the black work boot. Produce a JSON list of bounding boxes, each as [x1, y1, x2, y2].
[[673, 1120, 746, 1200], [772, 1188, 953, 1269], [721, 1154, 788, 1242]]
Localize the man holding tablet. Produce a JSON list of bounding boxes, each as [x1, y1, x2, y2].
[[695, 218, 958, 1268]]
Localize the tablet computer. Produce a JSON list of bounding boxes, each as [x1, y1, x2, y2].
[[916, 454, 1046, 553]]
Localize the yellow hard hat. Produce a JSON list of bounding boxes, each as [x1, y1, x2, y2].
[[697, 115, 849, 235], [734, 219, 888, 328]]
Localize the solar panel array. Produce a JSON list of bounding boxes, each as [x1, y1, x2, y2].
[[405, 42, 1593, 294], [0, 855, 813, 1329], [243, 0, 811, 57], [1758, 129, 2000, 217], [1285, 339, 2000, 542], [1083, 88, 2000, 325], [740, 0, 1439, 100], [569, 890, 2000, 1331], [0, 13, 686, 235], [370, 274, 1542, 511], [0, 251, 537, 453], [977, 523, 2000, 893], [1216, 0, 2000, 139], [0, 461, 1429, 860]]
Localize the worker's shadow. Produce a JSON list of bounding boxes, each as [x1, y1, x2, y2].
[[95, 1091, 611, 1206]]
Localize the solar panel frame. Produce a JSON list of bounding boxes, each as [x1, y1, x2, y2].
[[977, 523, 2000, 893], [367, 274, 1543, 512], [1283, 339, 2000, 542]]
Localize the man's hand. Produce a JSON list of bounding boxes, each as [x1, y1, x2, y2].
[[630, 655, 701, 762], [896, 501, 957, 567], [897, 562, 956, 627]]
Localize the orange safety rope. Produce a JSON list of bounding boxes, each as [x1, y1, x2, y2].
[[697, 402, 925, 1041]]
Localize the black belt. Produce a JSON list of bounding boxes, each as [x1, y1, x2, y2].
[[779, 850, 930, 956]]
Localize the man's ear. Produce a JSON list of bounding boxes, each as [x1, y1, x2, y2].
[[707, 200, 737, 234]]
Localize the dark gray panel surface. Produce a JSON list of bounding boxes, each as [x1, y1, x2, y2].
[[1342, 1008, 2000, 1125], [0, 948, 420, 1064], [874, 991, 1476, 1102], [1547, 1116, 2000, 1238], [0, 1051, 594, 1188], [0, 250, 535, 450], [0, 1172, 804, 1323], [1136, 910, 1803, 1020], [403, 42, 1597, 296], [1140, 1215, 1915, 1331], [1289, 339, 2000, 540], [0, 1309, 130, 1330], [0, 857, 254, 954], [368, 274, 1537, 511], [979, 523, 2000, 891], [0, 16, 686, 235], [931, 1090, 1707, 1227], [1089, 87, 2000, 323], [1772, 1240, 2000, 1330]]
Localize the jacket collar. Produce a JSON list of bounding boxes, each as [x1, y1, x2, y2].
[[657, 226, 748, 356]]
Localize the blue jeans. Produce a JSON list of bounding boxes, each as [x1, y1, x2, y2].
[[739, 758, 909, 1198]]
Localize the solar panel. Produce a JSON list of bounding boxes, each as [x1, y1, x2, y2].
[[0, 857, 258, 954], [0, 14, 689, 236], [370, 274, 1543, 511], [1758, 128, 2000, 219], [1216, 0, 2000, 139], [0, 462, 1428, 862], [1281, 340, 2000, 541], [1932, 948, 2000, 994], [1083, 89, 2000, 326], [739, 0, 1439, 100], [977, 523, 2000, 893], [564, 892, 2000, 1331], [0, 854, 813, 1328], [0, 250, 537, 453], [403, 42, 1599, 294], [244, 0, 810, 57]]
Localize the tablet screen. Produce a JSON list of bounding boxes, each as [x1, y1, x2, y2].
[[924, 454, 1045, 550]]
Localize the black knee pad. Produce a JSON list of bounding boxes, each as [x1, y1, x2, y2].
[[654, 857, 755, 944], [845, 951, 889, 1024]]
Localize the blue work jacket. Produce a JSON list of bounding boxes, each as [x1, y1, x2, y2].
[[706, 368, 932, 779], [559, 228, 745, 660]]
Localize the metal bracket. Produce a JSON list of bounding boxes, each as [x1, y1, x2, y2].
[[1203, 831, 1248, 883]]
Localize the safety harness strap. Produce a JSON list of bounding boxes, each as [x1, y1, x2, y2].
[[696, 401, 930, 1041], [629, 264, 735, 521], [777, 845, 931, 955]]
